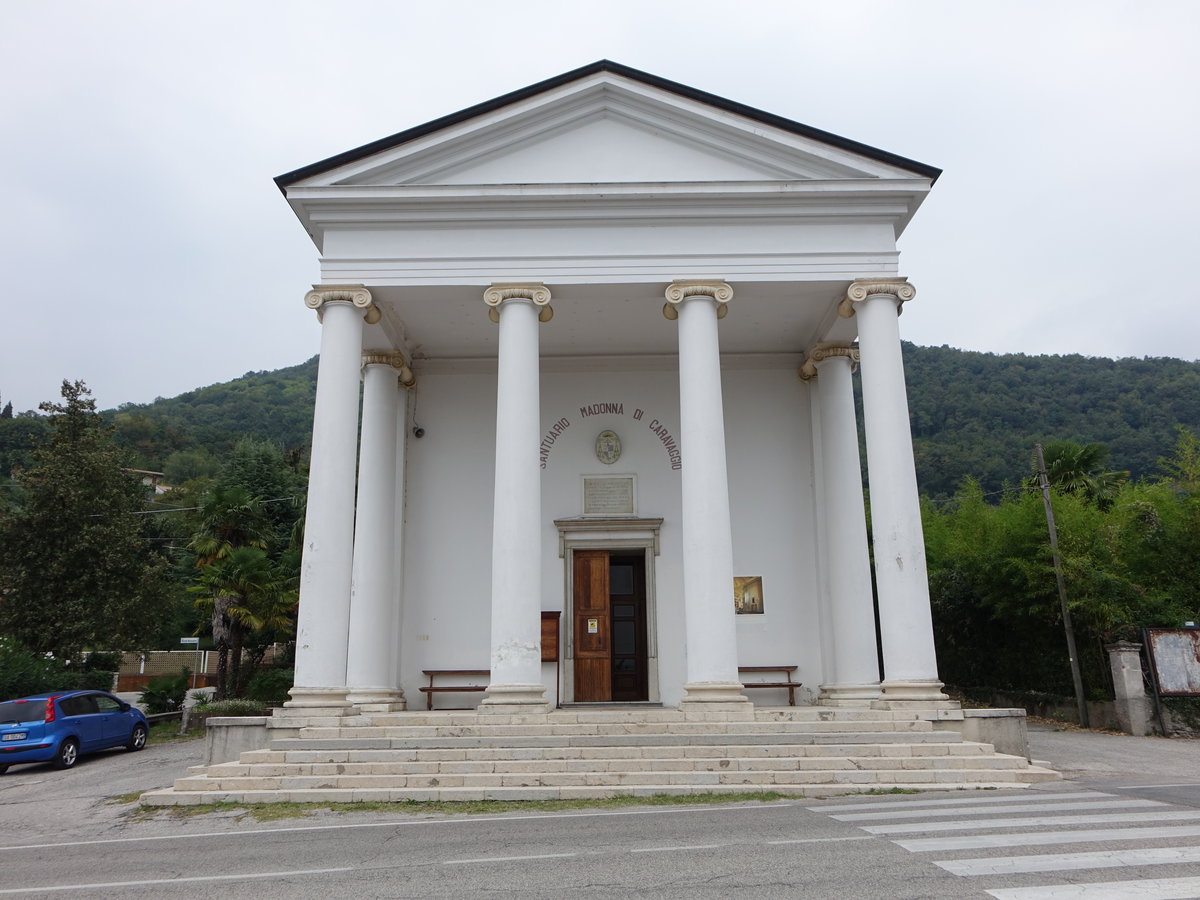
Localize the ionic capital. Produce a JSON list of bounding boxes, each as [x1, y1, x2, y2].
[[799, 342, 860, 381], [483, 283, 553, 324], [662, 280, 732, 321], [304, 284, 382, 324], [837, 278, 916, 318], [361, 351, 416, 387]]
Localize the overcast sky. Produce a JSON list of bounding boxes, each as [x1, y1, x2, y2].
[[1, 1, 1196, 413]]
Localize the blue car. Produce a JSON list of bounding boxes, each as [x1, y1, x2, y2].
[[0, 690, 149, 774]]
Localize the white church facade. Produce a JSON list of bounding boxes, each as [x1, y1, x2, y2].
[[278, 61, 947, 715]]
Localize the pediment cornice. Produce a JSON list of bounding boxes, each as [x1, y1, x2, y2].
[[276, 61, 940, 192]]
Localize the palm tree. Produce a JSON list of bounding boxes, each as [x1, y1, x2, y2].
[[190, 546, 286, 699], [188, 486, 271, 565], [225, 555, 298, 696], [187, 488, 273, 698], [1034, 441, 1129, 508]]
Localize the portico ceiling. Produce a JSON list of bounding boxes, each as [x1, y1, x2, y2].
[[363, 280, 858, 363]]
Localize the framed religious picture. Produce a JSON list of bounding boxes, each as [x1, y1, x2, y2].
[[733, 576, 764, 615]]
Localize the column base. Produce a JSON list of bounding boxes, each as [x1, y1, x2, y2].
[[873, 679, 951, 704], [818, 683, 882, 706], [281, 686, 358, 717], [678, 682, 754, 714], [347, 689, 407, 713], [480, 683, 550, 714]]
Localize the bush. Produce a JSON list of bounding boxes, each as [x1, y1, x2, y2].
[[55, 670, 116, 692], [195, 699, 267, 718], [0, 639, 60, 699], [243, 668, 293, 706], [81, 650, 122, 672], [140, 670, 189, 714]]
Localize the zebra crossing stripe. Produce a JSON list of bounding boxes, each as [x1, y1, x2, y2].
[[864, 809, 1200, 834], [898, 823, 1200, 852], [986, 875, 1200, 899], [832, 798, 1164, 822], [809, 791, 1112, 813], [936, 845, 1200, 876]]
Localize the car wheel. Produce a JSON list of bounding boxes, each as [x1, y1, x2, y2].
[[0, 764, 8, 775], [127, 723, 148, 752], [53, 738, 79, 770]]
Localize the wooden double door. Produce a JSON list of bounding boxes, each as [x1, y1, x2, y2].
[[572, 549, 649, 702]]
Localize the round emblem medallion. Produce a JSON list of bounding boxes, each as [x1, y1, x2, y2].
[[595, 430, 621, 465]]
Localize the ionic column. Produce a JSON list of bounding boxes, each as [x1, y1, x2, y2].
[[841, 279, 945, 701], [289, 285, 380, 710], [802, 344, 881, 704], [481, 284, 553, 711], [346, 353, 415, 710], [664, 281, 749, 709]]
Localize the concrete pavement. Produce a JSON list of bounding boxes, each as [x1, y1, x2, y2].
[[1027, 725, 1200, 785]]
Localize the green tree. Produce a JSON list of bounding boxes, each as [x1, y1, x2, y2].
[[1036, 440, 1129, 507], [216, 439, 304, 547], [0, 412, 49, 480], [190, 546, 295, 699], [162, 448, 222, 486], [186, 487, 273, 698], [0, 381, 171, 659], [188, 487, 271, 565]]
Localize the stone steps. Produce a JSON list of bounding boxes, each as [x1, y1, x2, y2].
[[233, 741, 998, 766], [187, 746, 1022, 779], [139, 706, 1059, 806], [294, 719, 936, 739], [173, 764, 1041, 793], [336, 708, 934, 727], [275, 731, 960, 752], [144, 781, 1056, 805]]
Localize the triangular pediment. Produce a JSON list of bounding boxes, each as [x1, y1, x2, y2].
[[279, 62, 939, 191]]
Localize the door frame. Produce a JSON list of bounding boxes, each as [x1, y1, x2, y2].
[[554, 517, 662, 704]]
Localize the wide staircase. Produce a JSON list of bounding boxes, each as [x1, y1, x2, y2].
[[140, 706, 1058, 806]]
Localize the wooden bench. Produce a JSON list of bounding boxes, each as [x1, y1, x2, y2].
[[418, 669, 490, 710], [738, 666, 801, 706]]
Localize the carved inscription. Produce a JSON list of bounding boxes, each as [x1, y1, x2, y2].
[[584, 476, 636, 516], [540, 401, 681, 471]]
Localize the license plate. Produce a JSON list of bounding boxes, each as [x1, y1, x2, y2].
[[2, 733, 26, 741]]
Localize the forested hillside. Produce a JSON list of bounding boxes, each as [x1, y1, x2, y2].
[[898, 345, 1200, 496], [2, 347, 1198, 495]]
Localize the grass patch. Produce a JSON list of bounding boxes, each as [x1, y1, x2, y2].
[[146, 721, 204, 745], [856, 787, 920, 795], [106, 792, 144, 805], [133, 791, 793, 822]]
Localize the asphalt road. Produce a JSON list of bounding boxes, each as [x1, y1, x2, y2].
[[0, 727, 1197, 898]]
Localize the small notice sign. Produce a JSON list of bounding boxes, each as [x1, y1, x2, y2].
[[180, 637, 200, 646], [587, 618, 599, 634]]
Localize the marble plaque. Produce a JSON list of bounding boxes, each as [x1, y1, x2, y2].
[[583, 475, 635, 516]]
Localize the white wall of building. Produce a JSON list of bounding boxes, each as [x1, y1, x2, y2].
[[397, 357, 820, 706]]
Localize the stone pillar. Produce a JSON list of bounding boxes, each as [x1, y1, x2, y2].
[[802, 344, 881, 704], [842, 279, 945, 702], [289, 286, 379, 710], [1107, 641, 1151, 736], [481, 284, 553, 711], [664, 280, 749, 709], [346, 353, 415, 710], [390, 383, 412, 692]]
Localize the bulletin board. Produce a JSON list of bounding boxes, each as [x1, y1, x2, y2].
[[1145, 629, 1200, 696]]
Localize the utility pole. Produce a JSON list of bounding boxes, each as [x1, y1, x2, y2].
[[1035, 443, 1089, 728]]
